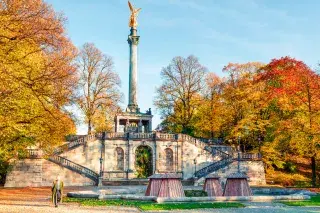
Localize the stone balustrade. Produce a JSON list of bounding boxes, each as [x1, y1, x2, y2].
[[157, 133, 176, 140], [129, 133, 154, 139], [232, 152, 262, 160], [26, 149, 43, 159], [105, 132, 127, 139], [103, 171, 132, 179]]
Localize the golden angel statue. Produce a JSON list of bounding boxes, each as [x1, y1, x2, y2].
[[128, 1, 141, 28]]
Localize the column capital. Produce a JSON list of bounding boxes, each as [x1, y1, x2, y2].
[[128, 35, 140, 45]]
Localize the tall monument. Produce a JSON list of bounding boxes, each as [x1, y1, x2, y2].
[[127, 1, 140, 112], [114, 1, 153, 133]]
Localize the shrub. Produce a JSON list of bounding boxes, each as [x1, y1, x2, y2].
[[284, 161, 297, 173], [184, 190, 208, 197], [268, 171, 310, 187]]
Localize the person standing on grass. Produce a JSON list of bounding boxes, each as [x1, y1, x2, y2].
[[51, 176, 64, 207]]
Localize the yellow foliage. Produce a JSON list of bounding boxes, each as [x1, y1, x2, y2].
[[0, 0, 77, 161]]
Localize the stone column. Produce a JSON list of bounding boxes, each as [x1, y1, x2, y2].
[[115, 117, 119, 132], [138, 119, 143, 133], [127, 28, 139, 111], [148, 119, 152, 132]]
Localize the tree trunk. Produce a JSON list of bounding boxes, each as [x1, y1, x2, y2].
[[88, 119, 92, 135], [311, 155, 317, 187]]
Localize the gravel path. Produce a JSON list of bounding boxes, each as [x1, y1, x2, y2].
[[1, 201, 320, 213], [0, 201, 140, 213], [1, 187, 319, 213]]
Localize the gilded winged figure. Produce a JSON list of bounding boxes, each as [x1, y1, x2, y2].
[[128, 1, 141, 28]]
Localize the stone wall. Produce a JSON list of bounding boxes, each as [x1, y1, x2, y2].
[[102, 139, 215, 180], [197, 160, 266, 186], [102, 139, 240, 180], [59, 140, 102, 173], [5, 159, 95, 187], [104, 139, 157, 179], [4, 137, 266, 187], [181, 141, 214, 179]]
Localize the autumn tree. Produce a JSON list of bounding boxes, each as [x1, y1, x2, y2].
[[154, 55, 207, 134], [0, 0, 77, 167], [76, 43, 121, 134], [193, 73, 226, 138], [221, 62, 267, 150], [259, 57, 320, 187]]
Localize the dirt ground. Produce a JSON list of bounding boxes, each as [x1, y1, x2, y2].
[[0, 186, 92, 202], [0, 186, 320, 213], [0, 186, 140, 213]]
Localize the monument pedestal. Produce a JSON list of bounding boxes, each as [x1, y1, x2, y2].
[[223, 173, 252, 196], [203, 174, 223, 197], [145, 173, 185, 198]]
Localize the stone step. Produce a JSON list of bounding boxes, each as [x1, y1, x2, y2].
[[102, 179, 194, 186]]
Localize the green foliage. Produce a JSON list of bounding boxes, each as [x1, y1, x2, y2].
[[184, 190, 208, 197], [267, 171, 310, 187], [138, 202, 244, 211], [64, 198, 152, 207], [293, 181, 313, 188], [284, 161, 297, 173], [0, 0, 77, 167], [0, 158, 11, 185], [135, 146, 153, 178], [280, 195, 320, 206], [64, 197, 245, 210]]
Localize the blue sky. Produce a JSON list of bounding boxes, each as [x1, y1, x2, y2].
[[46, 0, 320, 134]]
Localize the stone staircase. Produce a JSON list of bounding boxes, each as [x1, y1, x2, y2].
[[194, 148, 234, 179], [31, 134, 100, 185], [48, 155, 99, 183], [52, 133, 236, 183], [181, 135, 259, 180], [192, 141, 262, 180], [53, 134, 95, 154], [25, 132, 261, 185]]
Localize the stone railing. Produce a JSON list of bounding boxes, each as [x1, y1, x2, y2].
[[105, 132, 127, 139], [26, 149, 43, 159], [194, 157, 233, 179], [97, 132, 222, 143], [54, 134, 95, 154], [49, 155, 99, 183], [233, 152, 262, 160], [103, 171, 129, 180], [129, 133, 154, 139], [156, 133, 176, 140], [180, 134, 210, 151]]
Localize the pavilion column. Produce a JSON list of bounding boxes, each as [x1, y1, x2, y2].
[[115, 117, 119, 132], [149, 119, 152, 132]]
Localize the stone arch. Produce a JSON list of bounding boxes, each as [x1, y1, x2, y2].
[[164, 148, 174, 171], [115, 147, 124, 170], [135, 145, 153, 178]]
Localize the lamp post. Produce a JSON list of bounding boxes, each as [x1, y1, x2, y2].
[[258, 136, 261, 154], [98, 132, 105, 187], [237, 136, 241, 173], [193, 158, 197, 178]]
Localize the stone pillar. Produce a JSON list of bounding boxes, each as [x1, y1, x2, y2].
[[115, 117, 119, 132], [127, 28, 139, 111], [149, 119, 152, 132], [138, 119, 143, 133]]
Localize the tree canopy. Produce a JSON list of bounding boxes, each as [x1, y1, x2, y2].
[[0, 0, 77, 162], [76, 43, 121, 134], [155, 56, 320, 186]]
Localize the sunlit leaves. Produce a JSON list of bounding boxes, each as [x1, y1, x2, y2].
[[0, 0, 77, 162]]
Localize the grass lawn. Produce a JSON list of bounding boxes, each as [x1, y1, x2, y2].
[[280, 195, 320, 206], [64, 197, 245, 211]]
